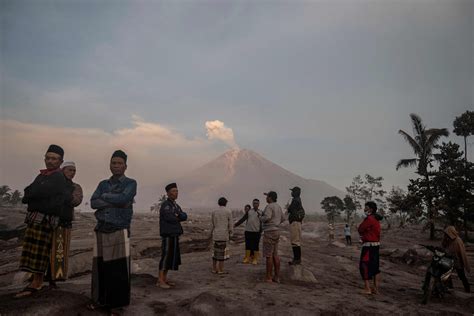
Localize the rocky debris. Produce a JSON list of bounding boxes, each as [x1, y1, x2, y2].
[[0, 225, 26, 241], [381, 245, 432, 266], [286, 265, 318, 284]]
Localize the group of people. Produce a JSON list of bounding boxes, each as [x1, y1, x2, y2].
[[13, 144, 471, 315]]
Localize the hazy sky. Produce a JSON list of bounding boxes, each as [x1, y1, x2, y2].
[[1, 0, 473, 207]]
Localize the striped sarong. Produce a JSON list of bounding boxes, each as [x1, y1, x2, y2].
[[92, 229, 131, 309], [19, 222, 53, 274], [212, 241, 230, 261], [49, 226, 72, 281], [159, 236, 181, 271]]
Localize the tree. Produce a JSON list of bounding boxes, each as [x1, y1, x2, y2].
[[345, 175, 363, 211], [151, 194, 167, 213], [432, 142, 474, 240], [321, 196, 344, 223], [9, 190, 22, 205], [0, 185, 11, 204], [387, 186, 422, 227], [396, 113, 449, 239], [343, 195, 357, 223], [360, 174, 386, 203], [453, 110, 474, 162]]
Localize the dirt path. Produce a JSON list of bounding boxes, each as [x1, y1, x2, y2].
[[0, 216, 473, 315]]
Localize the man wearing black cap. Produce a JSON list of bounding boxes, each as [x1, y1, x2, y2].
[[260, 191, 286, 283], [89, 150, 137, 312], [16, 144, 69, 297], [158, 182, 187, 289], [287, 186, 305, 265]]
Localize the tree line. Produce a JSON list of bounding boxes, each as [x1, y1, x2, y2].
[[320, 110, 474, 241]]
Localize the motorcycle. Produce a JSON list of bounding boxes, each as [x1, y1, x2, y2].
[[420, 244, 455, 304]]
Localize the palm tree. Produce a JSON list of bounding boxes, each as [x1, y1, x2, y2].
[[396, 113, 449, 239]]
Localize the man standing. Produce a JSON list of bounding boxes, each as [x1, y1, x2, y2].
[[158, 183, 187, 289], [260, 191, 286, 283], [234, 199, 263, 265], [48, 161, 83, 288], [211, 197, 233, 274], [89, 150, 137, 312], [16, 145, 68, 298], [287, 186, 304, 265], [358, 201, 382, 295]]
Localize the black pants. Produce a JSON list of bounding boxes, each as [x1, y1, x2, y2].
[[345, 236, 352, 245], [455, 268, 471, 293]]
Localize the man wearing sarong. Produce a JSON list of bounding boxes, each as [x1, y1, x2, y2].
[[89, 150, 137, 312], [211, 197, 233, 274], [260, 191, 286, 283], [16, 144, 68, 298], [47, 161, 83, 288], [158, 183, 187, 289], [358, 201, 382, 295], [234, 199, 262, 265]]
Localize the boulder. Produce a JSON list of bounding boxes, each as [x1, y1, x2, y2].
[[286, 265, 318, 283]]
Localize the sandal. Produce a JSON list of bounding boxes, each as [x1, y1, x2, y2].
[[14, 286, 43, 298]]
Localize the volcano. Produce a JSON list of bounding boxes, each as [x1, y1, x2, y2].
[[147, 148, 344, 212]]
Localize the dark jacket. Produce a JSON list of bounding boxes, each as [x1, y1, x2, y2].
[[60, 180, 83, 226], [288, 197, 304, 223], [22, 170, 69, 218], [159, 199, 187, 237]]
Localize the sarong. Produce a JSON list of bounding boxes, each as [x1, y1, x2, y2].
[[212, 241, 230, 261], [19, 222, 53, 274], [359, 245, 380, 280], [289, 221, 302, 246], [49, 226, 72, 281], [159, 236, 181, 271], [92, 229, 131, 308]]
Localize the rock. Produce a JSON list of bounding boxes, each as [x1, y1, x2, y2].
[[188, 292, 228, 315], [0, 225, 26, 241], [330, 241, 346, 248], [286, 265, 318, 283], [12, 271, 31, 286], [68, 251, 93, 278]]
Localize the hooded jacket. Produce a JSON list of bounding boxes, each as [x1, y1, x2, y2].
[[442, 226, 470, 273]]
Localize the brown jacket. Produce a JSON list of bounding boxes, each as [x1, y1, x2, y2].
[[442, 226, 470, 273]]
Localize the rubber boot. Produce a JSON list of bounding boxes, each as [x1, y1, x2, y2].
[[252, 251, 259, 265], [294, 246, 302, 265], [243, 250, 251, 264]]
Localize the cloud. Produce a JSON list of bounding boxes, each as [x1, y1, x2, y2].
[[0, 118, 222, 209], [205, 120, 239, 149]]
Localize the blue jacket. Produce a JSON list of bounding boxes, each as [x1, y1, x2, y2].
[[159, 199, 187, 237], [91, 175, 137, 232]]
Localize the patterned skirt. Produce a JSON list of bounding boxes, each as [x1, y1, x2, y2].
[[49, 226, 72, 281], [92, 229, 131, 309], [19, 222, 54, 274], [159, 236, 181, 271], [212, 241, 230, 261]]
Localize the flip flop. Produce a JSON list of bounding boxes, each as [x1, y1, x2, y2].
[[166, 281, 176, 286], [217, 271, 229, 275], [14, 286, 43, 298], [360, 290, 373, 295]]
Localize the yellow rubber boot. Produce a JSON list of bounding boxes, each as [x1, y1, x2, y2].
[[243, 250, 251, 264], [251, 251, 259, 265]]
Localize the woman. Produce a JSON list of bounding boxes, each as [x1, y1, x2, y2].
[[442, 226, 470, 293], [358, 201, 382, 295]]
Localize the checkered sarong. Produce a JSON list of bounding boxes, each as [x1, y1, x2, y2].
[[19, 222, 53, 274]]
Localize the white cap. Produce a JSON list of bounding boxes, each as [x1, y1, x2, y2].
[[61, 161, 76, 168]]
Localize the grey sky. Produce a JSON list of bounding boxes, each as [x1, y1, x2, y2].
[[1, 0, 473, 198]]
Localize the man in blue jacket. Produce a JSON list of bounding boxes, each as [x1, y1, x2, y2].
[[89, 150, 137, 313], [158, 182, 187, 289]]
